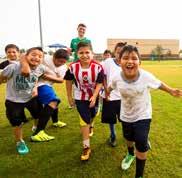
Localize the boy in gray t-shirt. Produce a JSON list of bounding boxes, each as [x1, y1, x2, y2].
[[0, 47, 60, 155]]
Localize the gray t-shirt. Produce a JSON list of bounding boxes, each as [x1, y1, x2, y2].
[[1, 62, 46, 103]]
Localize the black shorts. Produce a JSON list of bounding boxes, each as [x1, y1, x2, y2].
[[121, 119, 151, 152], [101, 99, 121, 124], [75, 99, 98, 124], [5, 97, 42, 127]]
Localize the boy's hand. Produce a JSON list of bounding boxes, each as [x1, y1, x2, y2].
[[20, 54, 31, 77], [89, 95, 96, 108], [32, 86, 38, 97], [105, 88, 111, 101], [68, 97, 75, 108], [170, 88, 182, 97]]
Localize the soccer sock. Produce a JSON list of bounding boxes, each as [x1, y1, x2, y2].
[[109, 123, 116, 140], [83, 139, 90, 148], [128, 146, 134, 156], [135, 157, 146, 178], [34, 105, 54, 135], [51, 108, 58, 123]]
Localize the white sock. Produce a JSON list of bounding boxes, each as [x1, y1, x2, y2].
[[83, 139, 90, 148], [16, 139, 24, 146]]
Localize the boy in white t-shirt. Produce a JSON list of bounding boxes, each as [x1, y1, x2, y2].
[[101, 42, 126, 147], [108, 45, 182, 178]]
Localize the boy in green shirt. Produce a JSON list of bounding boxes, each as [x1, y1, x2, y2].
[[70, 23, 92, 61]]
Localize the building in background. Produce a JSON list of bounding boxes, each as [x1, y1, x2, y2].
[[107, 39, 180, 59]]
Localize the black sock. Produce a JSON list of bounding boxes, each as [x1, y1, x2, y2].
[[128, 146, 134, 156], [135, 157, 146, 178], [34, 105, 55, 134], [51, 108, 58, 123]]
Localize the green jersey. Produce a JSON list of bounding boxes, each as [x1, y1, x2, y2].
[[70, 37, 91, 61]]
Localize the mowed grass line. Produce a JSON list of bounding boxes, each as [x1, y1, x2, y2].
[[0, 60, 181, 178]]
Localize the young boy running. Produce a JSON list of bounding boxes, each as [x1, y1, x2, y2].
[[21, 49, 68, 141], [0, 44, 28, 123], [64, 42, 104, 161], [30, 49, 68, 133], [108, 45, 182, 178], [101, 42, 126, 147], [0, 47, 45, 154]]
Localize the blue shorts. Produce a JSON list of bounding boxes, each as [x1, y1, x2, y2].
[[75, 99, 98, 125], [38, 85, 60, 105], [121, 119, 151, 152]]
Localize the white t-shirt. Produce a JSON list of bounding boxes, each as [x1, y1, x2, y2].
[[111, 69, 162, 122], [38, 56, 67, 86], [101, 58, 121, 100]]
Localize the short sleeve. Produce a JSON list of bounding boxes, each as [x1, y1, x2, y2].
[[96, 69, 104, 83], [64, 69, 74, 80], [1, 63, 15, 78], [145, 71, 161, 89]]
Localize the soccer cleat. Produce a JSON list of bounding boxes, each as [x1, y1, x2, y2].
[[121, 154, 135, 170], [16, 141, 29, 155], [108, 137, 116, 147], [89, 127, 94, 137], [31, 130, 55, 142], [52, 121, 67, 128], [81, 147, 91, 161]]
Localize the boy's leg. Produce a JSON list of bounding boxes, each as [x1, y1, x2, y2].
[[121, 121, 135, 170], [135, 150, 147, 178], [102, 99, 120, 146], [51, 108, 67, 128], [75, 100, 92, 160], [134, 119, 151, 178], [5, 100, 29, 154], [80, 119, 91, 161], [26, 98, 55, 141]]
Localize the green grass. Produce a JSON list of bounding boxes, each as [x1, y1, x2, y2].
[[0, 60, 182, 178]]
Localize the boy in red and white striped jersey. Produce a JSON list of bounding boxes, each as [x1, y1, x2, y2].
[[64, 42, 104, 161]]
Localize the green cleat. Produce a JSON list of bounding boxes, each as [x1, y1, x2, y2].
[[16, 141, 29, 155], [121, 154, 135, 170], [31, 130, 55, 142], [52, 121, 67, 128]]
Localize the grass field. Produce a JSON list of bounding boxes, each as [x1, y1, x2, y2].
[[0, 60, 182, 178]]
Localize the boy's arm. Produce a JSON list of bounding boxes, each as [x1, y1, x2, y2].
[[0, 74, 8, 84], [20, 54, 31, 77], [159, 82, 182, 97], [66, 80, 74, 107], [89, 83, 103, 108], [43, 73, 64, 83]]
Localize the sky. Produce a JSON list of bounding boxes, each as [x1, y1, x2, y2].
[[0, 0, 181, 55]]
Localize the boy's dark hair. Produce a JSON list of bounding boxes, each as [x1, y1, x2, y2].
[[114, 42, 127, 52], [53, 49, 69, 60], [26, 47, 43, 55], [77, 42, 92, 51], [78, 23, 87, 28], [119, 45, 140, 59], [5, 44, 19, 52], [103, 49, 112, 55]]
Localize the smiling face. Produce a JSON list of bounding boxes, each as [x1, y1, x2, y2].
[[6, 48, 20, 61], [120, 51, 140, 80], [77, 46, 93, 66], [77, 26, 86, 38], [26, 49, 44, 68]]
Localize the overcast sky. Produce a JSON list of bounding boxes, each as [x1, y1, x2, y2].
[[0, 0, 181, 54]]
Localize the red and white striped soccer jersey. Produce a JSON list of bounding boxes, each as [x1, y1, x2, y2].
[[69, 60, 103, 100]]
